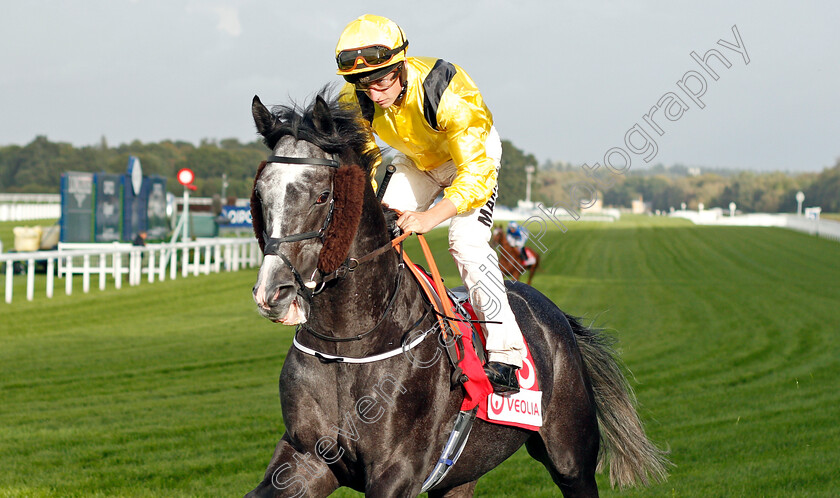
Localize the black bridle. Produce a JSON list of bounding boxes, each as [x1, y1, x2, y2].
[[257, 153, 407, 344], [259, 155, 339, 301]]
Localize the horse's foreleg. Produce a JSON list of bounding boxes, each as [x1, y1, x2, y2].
[[245, 433, 339, 498]]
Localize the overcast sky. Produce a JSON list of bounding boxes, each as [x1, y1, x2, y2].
[[1, 1, 837, 173]]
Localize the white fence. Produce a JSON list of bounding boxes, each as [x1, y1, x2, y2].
[[0, 194, 60, 203], [1, 237, 260, 304], [670, 210, 840, 243], [0, 194, 250, 221], [0, 203, 61, 222], [782, 215, 840, 242]]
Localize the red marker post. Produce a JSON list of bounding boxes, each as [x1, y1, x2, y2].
[[177, 168, 196, 241]]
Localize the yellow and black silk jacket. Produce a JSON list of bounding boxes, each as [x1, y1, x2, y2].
[[339, 56, 497, 214]]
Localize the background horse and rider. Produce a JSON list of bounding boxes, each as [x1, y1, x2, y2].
[[491, 224, 540, 286], [246, 92, 668, 497]]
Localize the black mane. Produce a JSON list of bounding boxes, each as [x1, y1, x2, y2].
[[260, 86, 380, 175]]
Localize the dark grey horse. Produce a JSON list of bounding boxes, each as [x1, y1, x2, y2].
[[246, 92, 669, 497]]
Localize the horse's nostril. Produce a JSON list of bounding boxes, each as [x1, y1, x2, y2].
[[261, 284, 293, 309]]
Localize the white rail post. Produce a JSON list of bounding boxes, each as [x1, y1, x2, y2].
[[192, 245, 200, 276], [4, 262, 12, 303], [83, 255, 91, 293], [26, 259, 35, 301], [65, 255, 74, 295], [181, 246, 189, 277], [129, 250, 138, 286], [224, 244, 232, 271], [46, 258, 54, 298], [203, 245, 211, 274], [214, 243, 222, 273], [170, 248, 177, 280], [99, 253, 107, 290], [148, 249, 156, 283], [114, 251, 122, 290], [158, 248, 167, 282]]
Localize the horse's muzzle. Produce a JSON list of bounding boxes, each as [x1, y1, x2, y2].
[[253, 280, 308, 325]]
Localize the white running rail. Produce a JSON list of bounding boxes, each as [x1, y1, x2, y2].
[[0, 203, 61, 222], [1, 237, 260, 304]]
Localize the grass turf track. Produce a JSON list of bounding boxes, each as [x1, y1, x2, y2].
[[0, 215, 838, 497]]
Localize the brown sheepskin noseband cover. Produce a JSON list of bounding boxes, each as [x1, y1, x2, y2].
[[250, 161, 268, 253], [249, 161, 367, 275], [317, 164, 366, 273]]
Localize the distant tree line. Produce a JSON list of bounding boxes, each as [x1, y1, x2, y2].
[[2, 135, 836, 213], [535, 159, 840, 213], [0, 136, 537, 207], [0, 135, 267, 199]]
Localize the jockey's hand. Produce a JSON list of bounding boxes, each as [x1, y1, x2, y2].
[[397, 210, 438, 234], [397, 199, 457, 234]]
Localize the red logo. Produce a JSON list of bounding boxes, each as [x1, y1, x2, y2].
[[518, 357, 536, 390], [489, 395, 505, 415]]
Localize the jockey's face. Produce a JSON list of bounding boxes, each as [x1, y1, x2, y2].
[[358, 69, 402, 109]]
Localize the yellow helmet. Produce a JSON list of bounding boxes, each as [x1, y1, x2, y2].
[[335, 14, 408, 79]]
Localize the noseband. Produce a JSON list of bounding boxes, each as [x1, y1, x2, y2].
[[259, 154, 340, 300]]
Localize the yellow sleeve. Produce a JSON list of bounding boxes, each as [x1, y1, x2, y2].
[[437, 90, 498, 214], [338, 83, 382, 191]]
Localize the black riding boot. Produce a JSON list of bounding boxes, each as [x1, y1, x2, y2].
[[484, 361, 520, 394]]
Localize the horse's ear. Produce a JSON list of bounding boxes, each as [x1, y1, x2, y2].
[[312, 95, 335, 135], [252, 95, 274, 138]]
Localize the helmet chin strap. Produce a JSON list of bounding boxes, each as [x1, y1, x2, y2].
[[394, 63, 408, 105]]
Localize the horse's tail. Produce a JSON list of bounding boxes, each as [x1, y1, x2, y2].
[[567, 314, 671, 488]]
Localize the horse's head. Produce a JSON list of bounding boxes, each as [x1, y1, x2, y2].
[[249, 93, 375, 325]]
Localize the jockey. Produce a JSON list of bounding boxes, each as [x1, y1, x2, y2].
[[506, 222, 529, 263], [335, 14, 526, 394]]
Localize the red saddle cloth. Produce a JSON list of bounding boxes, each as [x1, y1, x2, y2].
[[413, 266, 542, 431], [460, 300, 543, 431], [521, 247, 538, 267]]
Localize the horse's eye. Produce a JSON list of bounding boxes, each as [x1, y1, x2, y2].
[[316, 191, 330, 205]]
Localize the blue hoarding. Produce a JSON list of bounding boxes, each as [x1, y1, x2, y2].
[[220, 206, 252, 228]]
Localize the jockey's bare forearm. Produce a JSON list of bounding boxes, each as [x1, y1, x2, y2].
[[397, 198, 457, 234]]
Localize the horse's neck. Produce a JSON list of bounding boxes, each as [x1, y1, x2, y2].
[[306, 190, 419, 345]]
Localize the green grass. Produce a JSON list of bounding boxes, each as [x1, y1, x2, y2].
[[1, 215, 838, 496]]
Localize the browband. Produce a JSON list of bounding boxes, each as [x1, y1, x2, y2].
[[267, 155, 340, 168]]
